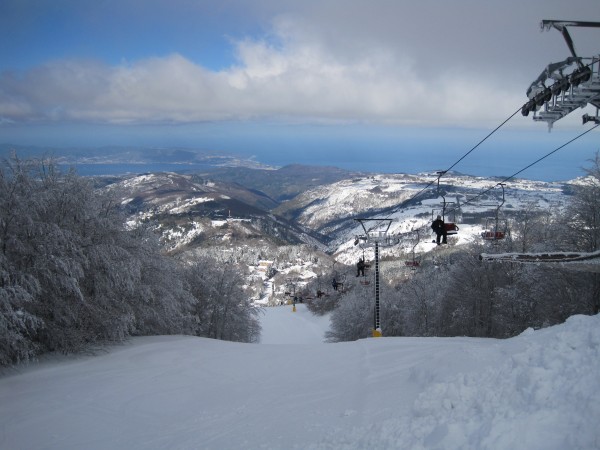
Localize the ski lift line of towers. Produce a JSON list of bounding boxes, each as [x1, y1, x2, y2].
[[272, 176, 510, 321], [258, 175, 509, 309], [321, 18, 600, 334], [260, 19, 595, 312], [348, 174, 512, 274], [281, 262, 350, 308], [279, 163, 553, 311], [352, 210, 499, 336], [350, 184, 509, 338]]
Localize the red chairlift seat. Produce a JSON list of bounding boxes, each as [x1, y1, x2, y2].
[[482, 230, 505, 240], [444, 223, 459, 235]]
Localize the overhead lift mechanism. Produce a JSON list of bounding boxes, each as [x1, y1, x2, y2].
[[522, 20, 600, 130]]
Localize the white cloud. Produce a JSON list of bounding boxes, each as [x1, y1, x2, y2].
[[0, 17, 553, 128]]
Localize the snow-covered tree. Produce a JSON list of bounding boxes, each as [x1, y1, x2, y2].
[[185, 256, 260, 343], [325, 286, 372, 342], [0, 156, 44, 363], [562, 153, 600, 252], [510, 202, 556, 252], [0, 155, 206, 366]]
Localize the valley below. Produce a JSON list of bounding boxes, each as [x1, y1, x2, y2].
[[102, 163, 575, 307]]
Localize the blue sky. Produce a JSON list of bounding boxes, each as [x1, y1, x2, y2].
[[1, 0, 599, 180]]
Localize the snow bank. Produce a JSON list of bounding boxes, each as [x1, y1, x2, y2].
[[326, 314, 600, 450]]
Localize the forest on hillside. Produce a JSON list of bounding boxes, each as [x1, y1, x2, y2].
[[0, 156, 260, 367]]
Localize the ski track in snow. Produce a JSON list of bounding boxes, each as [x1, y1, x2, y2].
[[0, 306, 598, 449]]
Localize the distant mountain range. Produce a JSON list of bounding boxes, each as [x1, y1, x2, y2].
[[1, 143, 362, 201], [101, 165, 574, 261], [3, 144, 578, 261], [107, 171, 329, 253], [0, 144, 273, 170], [197, 164, 359, 201]]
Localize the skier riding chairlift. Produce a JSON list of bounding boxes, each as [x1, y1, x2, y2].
[[431, 215, 448, 245]]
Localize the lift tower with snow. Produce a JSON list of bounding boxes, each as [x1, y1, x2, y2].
[[354, 218, 399, 338], [522, 20, 600, 130]]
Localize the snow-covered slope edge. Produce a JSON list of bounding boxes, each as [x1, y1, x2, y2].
[[325, 313, 600, 450], [0, 309, 597, 449]]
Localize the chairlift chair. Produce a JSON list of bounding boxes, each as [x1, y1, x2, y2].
[[430, 211, 459, 234], [481, 183, 508, 242], [444, 222, 459, 235], [432, 171, 460, 236], [358, 263, 371, 285], [405, 228, 422, 268], [481, 218, 508, 241], [331, 272, 346, 293], [481, 230, 506, 240], [357, 248, 371, 285]]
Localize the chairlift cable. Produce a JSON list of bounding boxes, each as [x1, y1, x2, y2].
[[494, 123, 600, 185], [366, 21, 600, 242], [382, 105, 522, 220], [445, 123, 600, 214], [445, 108, 522, 174], [362, 104, 597, 243], [379, 116, 598, 244]]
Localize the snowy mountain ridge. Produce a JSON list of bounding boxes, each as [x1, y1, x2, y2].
[[107, 171, 327, 253], [271, 171, 571, 262], [102, 168, 577, 306], [110, 169, 571, 255]]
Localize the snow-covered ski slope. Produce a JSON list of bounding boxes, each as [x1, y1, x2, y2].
[[0, 306, 598, 449]]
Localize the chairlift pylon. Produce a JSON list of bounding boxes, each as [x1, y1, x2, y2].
[[353, 218, 399, 337]]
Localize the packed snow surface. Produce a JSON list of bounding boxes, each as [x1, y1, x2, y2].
[[1, 307, 599, 449]]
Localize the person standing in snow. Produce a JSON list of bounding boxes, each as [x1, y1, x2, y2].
[[332, 278, 338, 291], [431, 215, 447, 245]]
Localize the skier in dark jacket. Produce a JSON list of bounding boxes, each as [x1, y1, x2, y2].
[[356, 258, 366, 277], [431, 215, 447, 245]]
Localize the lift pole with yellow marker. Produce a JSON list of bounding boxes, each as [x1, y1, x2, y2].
[[354, 218, 399, 338]]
